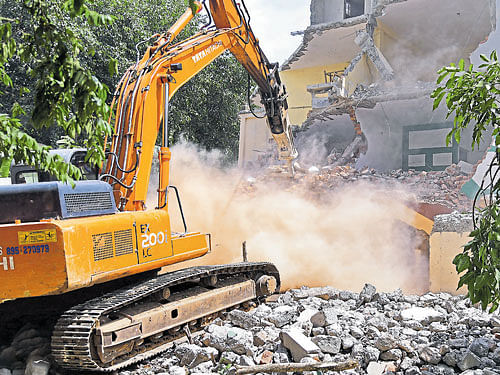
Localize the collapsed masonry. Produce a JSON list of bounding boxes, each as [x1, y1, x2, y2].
[[282, 0, 497, 172], [3, 284, 500, 375]]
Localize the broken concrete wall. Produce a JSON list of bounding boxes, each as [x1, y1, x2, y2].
[[344, 54, 373, 95], [354, 97, 493, 171], [310, 0, 345, 25], [429, 213, 472, 295], [295, 116, 356, 166], [375, 0, 494, 84], [238, 111, 272, 168], [310, 0, 377, 25]]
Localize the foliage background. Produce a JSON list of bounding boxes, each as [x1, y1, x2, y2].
[[0, 0, 248, 175]]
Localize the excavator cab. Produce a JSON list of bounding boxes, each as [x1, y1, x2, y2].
[[10, 148, 98, 184]]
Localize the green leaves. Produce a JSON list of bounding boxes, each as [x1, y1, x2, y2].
[[0, 0, 114, 182], [431, 51, 500, 150], [452, 198, 500, 312], [433, 52, 500, 312], [108, 58, 118, 76]]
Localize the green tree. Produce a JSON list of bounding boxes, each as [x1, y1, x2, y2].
[[0, 0, 248, 175], [72, 0, 247, 161], [432, 51, 500, 311], [169, 51, 248, 161], [0, 0, 114, 182]]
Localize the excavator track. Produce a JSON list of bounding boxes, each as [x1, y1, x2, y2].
[[51, 262, 280, 372]]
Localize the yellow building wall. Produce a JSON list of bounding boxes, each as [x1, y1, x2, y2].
[[344, 54, 374, 95], [281, 63, 349, 125], [429, 232, 469, 295]]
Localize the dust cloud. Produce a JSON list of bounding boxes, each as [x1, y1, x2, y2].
[[153, 143, 427, 293]]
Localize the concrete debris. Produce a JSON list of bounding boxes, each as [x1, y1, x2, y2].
[[280, 328, 320, 361], [242, 163, 473, 212], [433, 212, 473, 233], [458, 351, 482, 371], [400, 307, 445, 324], [352, 30, 394, 81], [1, 284, 500, 375]]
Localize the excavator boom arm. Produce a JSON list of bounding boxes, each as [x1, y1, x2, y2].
[[103, 0, 297, 211]]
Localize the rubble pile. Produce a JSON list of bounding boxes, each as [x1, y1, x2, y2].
[[117, 285, 499, 375], [242, 163, 472, 212], [0, 285, 498, 374]]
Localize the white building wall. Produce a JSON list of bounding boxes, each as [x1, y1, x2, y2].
[[238, 112, 273, 168]]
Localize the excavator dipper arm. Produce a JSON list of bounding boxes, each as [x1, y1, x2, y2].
[[102, 0, 297, 212]]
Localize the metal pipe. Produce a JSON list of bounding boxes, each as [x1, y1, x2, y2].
[[163, 82, 170, 147]]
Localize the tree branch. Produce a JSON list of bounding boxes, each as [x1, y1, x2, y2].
[[234, 359, 358, 375]]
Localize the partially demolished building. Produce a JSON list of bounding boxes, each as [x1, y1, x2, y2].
[[239, 0, 497, 171]]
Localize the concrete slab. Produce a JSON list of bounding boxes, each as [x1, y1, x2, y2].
[[280, 328, 320, 362]]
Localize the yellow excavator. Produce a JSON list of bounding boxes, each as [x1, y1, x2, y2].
[[0, 0, 296, 371]]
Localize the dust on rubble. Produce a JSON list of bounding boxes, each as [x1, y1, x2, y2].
[[154, 143, 467, 294]]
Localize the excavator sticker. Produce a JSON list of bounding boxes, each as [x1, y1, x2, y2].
[[18, 229, 57, 245], [191, 41, 223, 64], [0, 248, 15, 270]]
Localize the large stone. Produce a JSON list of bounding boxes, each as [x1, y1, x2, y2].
[[364, 346, 381, 364], [227, 310, 262, 330], [457, 350, 481, 371], [258, 350, 273, 365], [493, 347, 500, 364], [490, 316, 500, 327], [201, 325, 253, 356], [325, 323, 342, 336], [419, 346, 441, 364], [297, 309, 319, 324], [449, 338, 469, 348], [311, 335, 341, 354], [429, 322, 448, 333], [312, 327, 325, 336], [468, 338, 491, 357], [443, 351, 458, 367], [268, 306, 296, 328], [0, 369, 11, 375], [280, 328, 320, 362], [358, 283, 377, 305], [366, 361, 386, 375], [401, 307, 444, 325], [435, 364, 455, 375], [374, 334, 397, 351], [292, 287, 339, 300], [310, 311, 327, 328], [350, 326, 364, 339], [322, 308, 339, 326], [467, 314, 490, 328], [397, 340, 414, 354], [379, 349, 402, 361], [367, 315, 388, 332], [174, 344, 218, 368], [239, 355, 255, 366], [190, 361, 213, 374], [342, 335, 356, 350], [339, 290, 357, 301]]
